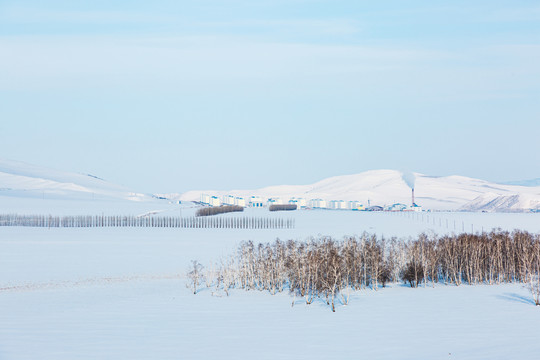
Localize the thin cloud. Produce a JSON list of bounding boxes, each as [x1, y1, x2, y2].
[[198, 18, 362, 36], [0, 34, 447, 90], [1, 7, 175, 24], [0, 34, 537, 105], [484, 6, 540, 22]]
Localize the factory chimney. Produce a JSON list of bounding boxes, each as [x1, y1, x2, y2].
[[402, 171, 416, 208]]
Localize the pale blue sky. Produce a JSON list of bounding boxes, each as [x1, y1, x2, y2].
[[1, 1, 539, 193]]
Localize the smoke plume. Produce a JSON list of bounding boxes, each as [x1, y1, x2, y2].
[[402, 171, 416, 189]]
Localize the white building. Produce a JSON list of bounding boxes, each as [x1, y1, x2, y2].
[[289, 197, 307, 209], [388, 203, 407, 211], [222, 195, 236, 206], [267, 197, 284, 206], [309, 199, 327, 209], [249, 196, 264, 207], [209, 196, 221, 207], [329, 200, 347, 210], [200, 194, 211, 205], [347, 201, 364, 211], [235, 197, 246, 207]]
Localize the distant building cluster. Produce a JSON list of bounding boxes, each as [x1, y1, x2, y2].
[[222, 195, 246, 207], [200, 194, 222, 207], [199, 194, 422, 212]]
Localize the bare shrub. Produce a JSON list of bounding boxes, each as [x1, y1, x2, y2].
[[525, 235, 540, 306], [269, 204, 297, 212], [187, 260, 204, 294], [378, 262, 392, 287], [401, 261, 424, 288], [196, 206, 244, 217], [527, 274, 540, 306]]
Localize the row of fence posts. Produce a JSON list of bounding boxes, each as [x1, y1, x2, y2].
[[391, 211, 483, 233], [0, 214, 295, 229]]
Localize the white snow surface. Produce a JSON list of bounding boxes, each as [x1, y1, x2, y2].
[[0, 158, 195, 216], [2, 159, 540, 359], [181, 170, 540, 211], [2, 158, 539, 212], [0, 158, 151, 202], [2, 209, 540, 359]]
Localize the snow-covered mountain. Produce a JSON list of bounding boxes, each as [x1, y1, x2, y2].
[[180, 170, 540, 212], [0, 158, 151, 202], [1, 158, 538, 212]]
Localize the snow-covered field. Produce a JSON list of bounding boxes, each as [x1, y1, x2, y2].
[[2, 207, 540, 359]]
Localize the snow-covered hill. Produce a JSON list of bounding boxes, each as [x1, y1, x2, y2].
[[0, 158, 192, 216], [180, 170, 540, 212], [1, 158, 538, 212], [0, 158, 151, 202]]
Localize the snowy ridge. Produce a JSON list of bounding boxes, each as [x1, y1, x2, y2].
[[461, 193, 540, 212], [180, 170, 540, 212], [1, 159, 538, 212], [0, 158, 150, 202]]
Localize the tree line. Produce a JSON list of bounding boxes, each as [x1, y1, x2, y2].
[[0, 214, 295, 229], [269, 204, 297, 212], [189, 230, 540, 311], [196, 205, 244, 217]]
